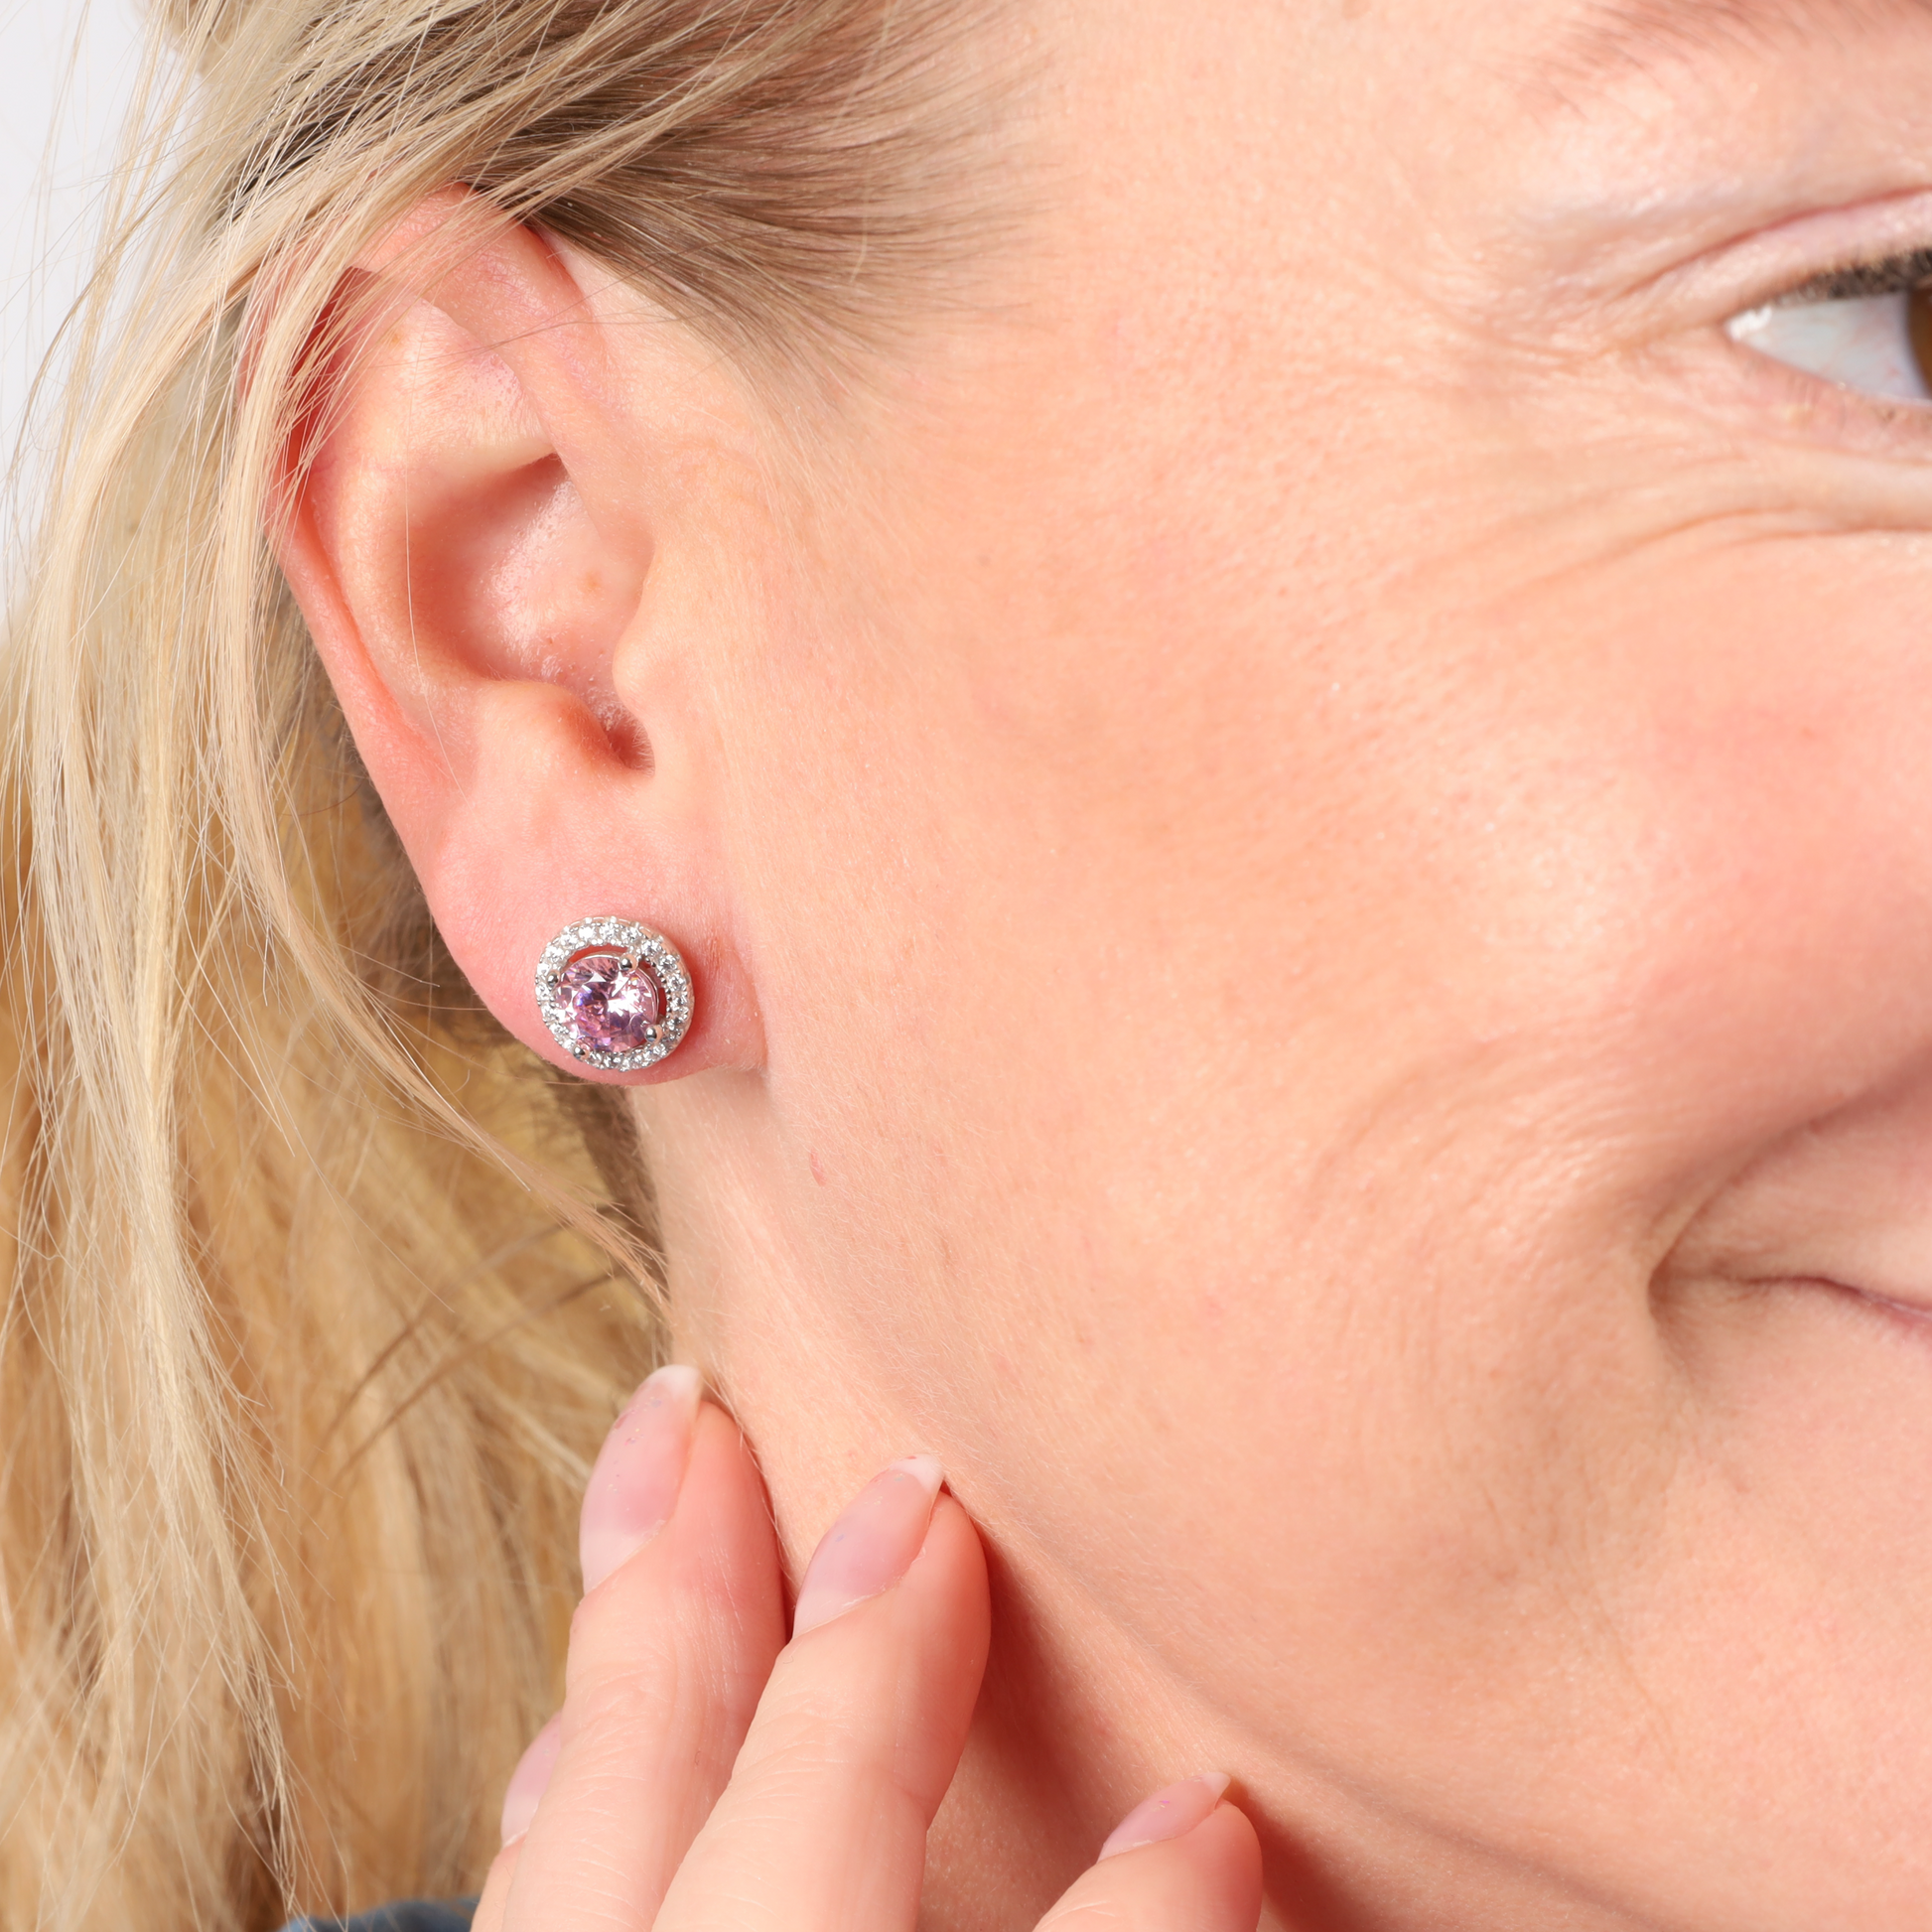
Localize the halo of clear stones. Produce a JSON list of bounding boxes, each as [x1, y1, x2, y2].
[[534, 917, 695, 1072]]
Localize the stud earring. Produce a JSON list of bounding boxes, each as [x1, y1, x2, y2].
[[535, 917, 694, 1071]]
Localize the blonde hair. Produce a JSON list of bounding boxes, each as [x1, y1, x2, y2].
[[1, 2, 1001, 1925]]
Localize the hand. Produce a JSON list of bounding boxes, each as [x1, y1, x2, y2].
[[474, 1366, 1265, 1931]]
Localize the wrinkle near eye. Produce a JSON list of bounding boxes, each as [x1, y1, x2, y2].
[[1728, 290, 1932, 402]]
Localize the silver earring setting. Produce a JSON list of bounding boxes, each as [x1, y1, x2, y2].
[[535, 917, 694, 1071]]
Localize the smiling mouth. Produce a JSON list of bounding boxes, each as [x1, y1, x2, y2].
[[1771, 1272, 1932, 1332]]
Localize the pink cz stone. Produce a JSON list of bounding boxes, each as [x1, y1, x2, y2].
[[557, 951, 664, 1055]]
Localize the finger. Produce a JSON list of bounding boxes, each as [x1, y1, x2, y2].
[[1036, 1779, 1264, 1932], [498, 1713, 560, 1845], [469, 1711, 558, 1932], [470, 1832, 523, 1932], [653, 1459, 991, 1932], [498, 1368, 788, 1932]]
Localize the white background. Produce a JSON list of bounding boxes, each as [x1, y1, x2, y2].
[[1, 0, 143, 498]]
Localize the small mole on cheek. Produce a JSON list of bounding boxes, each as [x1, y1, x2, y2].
[[809, 1150, 827, 1186]]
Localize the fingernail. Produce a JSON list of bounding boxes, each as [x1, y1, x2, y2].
[[791, 1454, 943, 1637], [579, 1364, 701, 1593], [1098, 1772, 1232, 1861], [499, 1713, 562, 1847]]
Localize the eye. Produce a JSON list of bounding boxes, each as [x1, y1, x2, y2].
[[1726, 247, 1932, 404]]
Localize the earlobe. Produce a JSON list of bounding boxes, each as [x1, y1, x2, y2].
[[274, 197, 764, 1082]]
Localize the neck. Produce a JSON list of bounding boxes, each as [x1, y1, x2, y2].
[[639, 1073, 1224, 1920], [634, 1076, 1645, 1932]]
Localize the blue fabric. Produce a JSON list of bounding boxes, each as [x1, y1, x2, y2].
[[279, 1901, 477, 1932]]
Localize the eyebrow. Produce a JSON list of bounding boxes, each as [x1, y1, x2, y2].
[[1551, 0, 1932, 88]]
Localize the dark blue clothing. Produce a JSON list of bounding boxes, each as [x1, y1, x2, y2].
[[278, 1902, 476, 1932]]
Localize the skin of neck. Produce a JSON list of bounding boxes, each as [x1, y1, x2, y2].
[[637, 1074, 1656, 1932]]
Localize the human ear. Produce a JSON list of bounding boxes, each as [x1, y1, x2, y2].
[[275, 193, 764, 1081]]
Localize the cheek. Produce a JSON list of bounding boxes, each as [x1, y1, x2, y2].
[[749, 475, 1932, 1513], [916, 535, 1932, 1903], [728, 368, 1932, 1843], [1451, 546, 1932, 1165]]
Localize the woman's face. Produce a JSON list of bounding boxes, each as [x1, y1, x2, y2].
[[447, 0, 1932, 1919]]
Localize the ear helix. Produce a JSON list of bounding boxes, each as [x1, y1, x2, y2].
[[535, 917, 694, 1072]]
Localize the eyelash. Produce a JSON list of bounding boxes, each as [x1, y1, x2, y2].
[[1779, 244, 1932, 306]]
